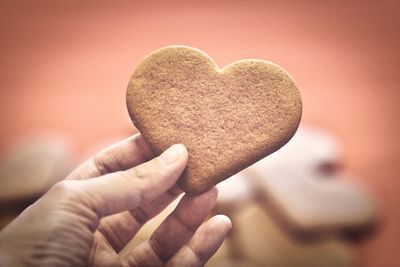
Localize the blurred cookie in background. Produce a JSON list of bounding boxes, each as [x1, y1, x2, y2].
[[249, 126, 377, 240], [233, 203, 354, 267], [215, 125, 377, 266], [0, 131, 75, 229]]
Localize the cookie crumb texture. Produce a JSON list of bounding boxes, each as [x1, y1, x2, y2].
[[127, 46, 302, 194]]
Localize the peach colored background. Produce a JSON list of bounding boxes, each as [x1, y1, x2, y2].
[[1, 1, 399, 266]]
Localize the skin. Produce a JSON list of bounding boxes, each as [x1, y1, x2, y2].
[[0, 133, 231, 267]]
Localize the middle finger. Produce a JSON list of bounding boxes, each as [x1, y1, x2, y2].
[[96, 184, 183, 252], [123, 187, 218, 267]]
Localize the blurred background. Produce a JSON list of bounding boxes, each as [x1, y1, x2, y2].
[[0, 0, 399, 266]]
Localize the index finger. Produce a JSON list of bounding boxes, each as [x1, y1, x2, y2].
[[59, 144, 188, 218], [66, 133, 155, 180]]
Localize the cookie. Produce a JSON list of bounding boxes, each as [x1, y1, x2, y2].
[[0, 134, 74, 204], [248, 126, 376, 239], [235, 203, 354, 267], [126, 46, 302, 194]]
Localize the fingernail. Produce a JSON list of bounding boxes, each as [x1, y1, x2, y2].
[[160, 144, 185, 165]]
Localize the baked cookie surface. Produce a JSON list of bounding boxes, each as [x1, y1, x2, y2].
[[127, 46, 302, 194]]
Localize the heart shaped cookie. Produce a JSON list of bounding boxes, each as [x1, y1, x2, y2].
[[126, 46, 302, 194]]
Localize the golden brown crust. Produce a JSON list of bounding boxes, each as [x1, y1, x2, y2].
[[126, 46, 302, 194]]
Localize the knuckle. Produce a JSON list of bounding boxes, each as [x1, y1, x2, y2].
[[129, 159, 164, 181], [130, 206, 149, 225], [90, 153, 112, 176], [50, 180, 81, 201], [52, 180, 74, 193], [49, 180, 99, 229], [130, 166, 148, 180]]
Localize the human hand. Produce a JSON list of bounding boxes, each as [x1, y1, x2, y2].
[[0, 134, 231, 267]]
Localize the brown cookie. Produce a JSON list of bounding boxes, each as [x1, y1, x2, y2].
[[126, 46, 302, 194], [246, 126, 376, 239]]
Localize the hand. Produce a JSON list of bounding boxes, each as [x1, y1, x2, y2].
[[0, 134, 231, 267]]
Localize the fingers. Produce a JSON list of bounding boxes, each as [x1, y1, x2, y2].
[[96, 185, 182, 252], [59, 144, 188, 218], [123, 188, 218, 267], [167, 215, 232, 267], [67, 133, 154, 180]]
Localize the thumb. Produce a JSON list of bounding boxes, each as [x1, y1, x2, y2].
[[55, 144, 188, 218]]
